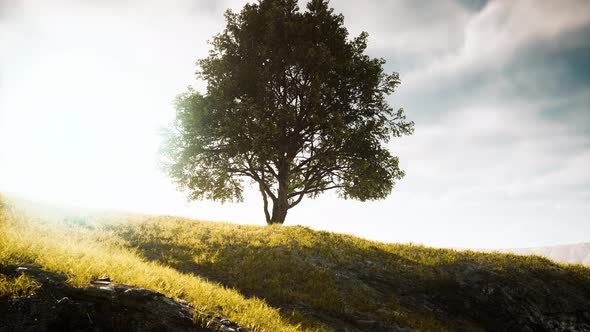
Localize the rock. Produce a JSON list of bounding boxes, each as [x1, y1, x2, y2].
[[90, 280, 111, 286], [355, 319, 412, 332], [204, 316, 247, 332], [355, 319, 377, 327], [122, 287, 163, 301], [56, 297, 70, 304], [206, 320, 216, 329], [179, 299, 194, 308], [0, 265, 208, 331]]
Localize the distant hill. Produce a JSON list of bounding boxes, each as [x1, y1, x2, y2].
[[2, 195, 590, 331], [474, 243, 590, 266], [505, 243, 590, 265]]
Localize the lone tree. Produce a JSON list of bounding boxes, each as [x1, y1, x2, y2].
[[161, 0, 414, 225]]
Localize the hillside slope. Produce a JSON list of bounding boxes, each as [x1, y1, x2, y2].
[[2, 195, 590, 331]]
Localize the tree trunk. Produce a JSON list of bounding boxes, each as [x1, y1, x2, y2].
[[269, 172, 289, 225], [269, 190, 288, 224], [269, 203, 288, 224], [259, 183, 272, 225]]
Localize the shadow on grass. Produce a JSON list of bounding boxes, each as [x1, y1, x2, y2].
[[112, 223, 590, 331]]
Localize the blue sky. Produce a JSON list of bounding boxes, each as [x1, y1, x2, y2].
[[1, 0, 589, 248]]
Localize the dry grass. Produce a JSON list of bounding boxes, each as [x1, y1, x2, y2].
[[0, 273, 41, 299], [0, 194, 325, 331], [2, 194, 589, 331]]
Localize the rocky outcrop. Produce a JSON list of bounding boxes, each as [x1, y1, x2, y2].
[[0, 265, 249, 332]]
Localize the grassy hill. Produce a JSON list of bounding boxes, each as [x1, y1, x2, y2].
[[1, 194, 590, 331]]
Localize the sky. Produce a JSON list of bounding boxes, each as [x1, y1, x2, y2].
[[1, 0, 589, 248]]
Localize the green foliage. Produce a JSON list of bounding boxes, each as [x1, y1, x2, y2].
[[161, 0, 414, 224]]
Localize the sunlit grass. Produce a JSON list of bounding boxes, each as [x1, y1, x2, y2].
[[109, 215, 590, 330], [0, 194, 325, 331], [1, 194, 589, 331], [0, 273, 41, 299]]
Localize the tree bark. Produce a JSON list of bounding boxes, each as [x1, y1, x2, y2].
[[259, 183, 272, 225], [269, 166, 289, 225], [269, 185, 288, 224], [269, 202, 288, 224]]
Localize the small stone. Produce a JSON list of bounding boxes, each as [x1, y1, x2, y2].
[[355, 320, 377, 327], [206, 320, 217, 329], [220, 319, 231, 326], [161, 297, 176, 306], [128, 288, 165, 300], [16, 267, 28, 272], [178, 299, 193, 307], [91, 280, 111, 286], [98, 275, 111, 282], [57, 297, 70, 304]]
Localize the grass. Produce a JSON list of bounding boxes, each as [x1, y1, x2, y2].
[[1, 193, 589, 331], [0, 195, 325, 331], [108, 217, 450, 329], [0, 273, 41, 299]]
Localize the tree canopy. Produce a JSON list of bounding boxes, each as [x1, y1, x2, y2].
[[161, 0, 414, 224]]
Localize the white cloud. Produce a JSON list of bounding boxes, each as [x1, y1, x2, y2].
[[404, 0, 590, 90], [334, 1, 471, 58], [392, 92, 590, 203]]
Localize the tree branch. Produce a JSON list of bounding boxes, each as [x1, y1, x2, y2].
[[288, 192, 305, 208], [290, 185, 343, 198]]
